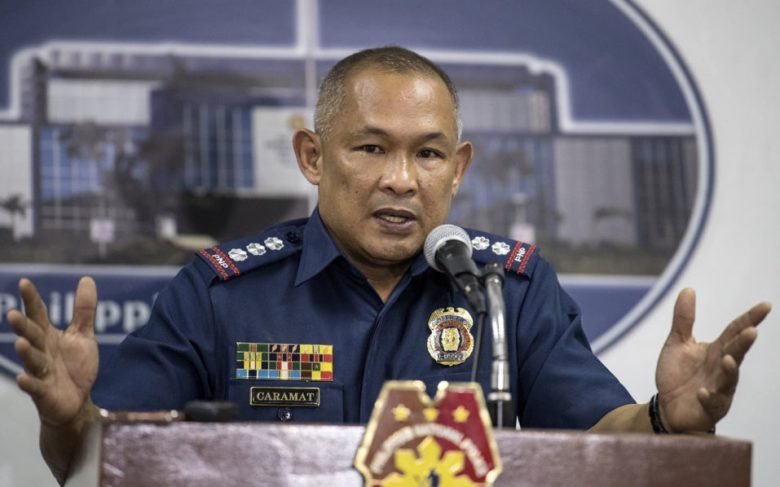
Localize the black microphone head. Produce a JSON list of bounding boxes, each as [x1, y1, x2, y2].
[[424, 224, 472, 272]]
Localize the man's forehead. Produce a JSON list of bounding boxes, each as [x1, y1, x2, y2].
[[338, 69, 459, 137], [345, 68, 451, 104]]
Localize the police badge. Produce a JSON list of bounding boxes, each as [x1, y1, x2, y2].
[[427, 307, 474, 366]]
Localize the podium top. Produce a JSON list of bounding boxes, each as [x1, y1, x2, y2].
[[66, 420, 750, 487]]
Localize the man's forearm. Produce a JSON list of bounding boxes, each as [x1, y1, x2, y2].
[[588, 403, 653, 433], [39, 400, 100, 484]]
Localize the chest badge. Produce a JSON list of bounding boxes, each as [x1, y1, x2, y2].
[[427, 307, 474, 366]]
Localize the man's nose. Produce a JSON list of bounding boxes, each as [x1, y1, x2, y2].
[[380, 153, 417, 195]]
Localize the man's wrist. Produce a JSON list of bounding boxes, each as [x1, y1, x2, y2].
[[648, 393, 716, 435], [648, 393, 670, 433], [39, 399, 99, 484]]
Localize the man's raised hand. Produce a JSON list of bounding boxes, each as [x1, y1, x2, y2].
[[7, 277, 99, 426], [655, 288, 771, 433]]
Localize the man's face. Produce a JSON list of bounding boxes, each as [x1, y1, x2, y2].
[[300, 69, 472, 272]]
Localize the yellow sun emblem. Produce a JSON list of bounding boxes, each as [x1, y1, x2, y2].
[[382, 436, 475, 487]]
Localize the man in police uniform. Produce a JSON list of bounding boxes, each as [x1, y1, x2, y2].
[[7, 47, 772, 483]]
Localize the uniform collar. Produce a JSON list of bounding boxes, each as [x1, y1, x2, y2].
[[294, 208, 430, 286]]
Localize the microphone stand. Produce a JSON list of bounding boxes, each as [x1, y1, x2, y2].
[[481, 263, 514, 428]]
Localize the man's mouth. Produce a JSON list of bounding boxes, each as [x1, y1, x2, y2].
[[374, 208, 416, 226], [378, 214, 409, 224]]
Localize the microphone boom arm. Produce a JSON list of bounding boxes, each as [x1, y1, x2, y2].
[[423, 225, 512, 426], [483, 262, 514, 428]]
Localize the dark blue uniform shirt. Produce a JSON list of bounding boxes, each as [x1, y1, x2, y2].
[[93, 209, 633, 428]]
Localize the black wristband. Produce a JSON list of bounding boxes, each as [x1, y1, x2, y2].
[[649, 393, 716, 435], [649, 393, 668, 434]]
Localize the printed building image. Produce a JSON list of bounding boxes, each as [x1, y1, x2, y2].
[[446, 64, 697, 273], [0, 124, 32, 242], [2, 48, 313, 261], [0, 42, 697, 274]]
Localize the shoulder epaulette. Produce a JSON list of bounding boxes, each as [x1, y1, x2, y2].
[[196, 218, 307, 282], [465, 228, 540, 279]]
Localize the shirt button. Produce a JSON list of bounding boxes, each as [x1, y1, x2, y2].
[[285, 232, 301, 244], [277, 408, 293, 422]]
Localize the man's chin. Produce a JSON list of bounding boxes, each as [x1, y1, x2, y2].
[[364, 241, 422, 267]]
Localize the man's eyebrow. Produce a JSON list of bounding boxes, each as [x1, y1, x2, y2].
[[350, 126, 389, 138], [418, 132, 451, 144], [351, 126, 451, 143]]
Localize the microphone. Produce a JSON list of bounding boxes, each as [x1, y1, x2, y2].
[[424, 224, 486, 315]]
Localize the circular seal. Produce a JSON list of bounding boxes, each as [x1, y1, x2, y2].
[[426, 307, 474, 366]]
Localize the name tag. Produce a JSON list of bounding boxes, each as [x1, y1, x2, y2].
[[249, 386, 320, 407]]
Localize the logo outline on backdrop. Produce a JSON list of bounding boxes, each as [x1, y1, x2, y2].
[[0, 0, 714, 376]]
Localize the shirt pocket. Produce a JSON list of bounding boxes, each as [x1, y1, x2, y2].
[[228, 379, 345, 423]]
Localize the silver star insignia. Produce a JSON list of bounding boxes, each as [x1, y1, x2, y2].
[[472, 236, 490, 250], [228, 248, 248, 262], [264, 237, 284, 251], [491, 242, 510, 256], [247, 242, 266, 256]]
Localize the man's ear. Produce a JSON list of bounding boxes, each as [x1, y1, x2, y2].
[[293, 129, 322, 185], [451, 140, 474, 196]]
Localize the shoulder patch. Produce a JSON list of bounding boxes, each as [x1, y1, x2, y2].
[[196, 220, 306, 282], [466, 229, 539, 278]]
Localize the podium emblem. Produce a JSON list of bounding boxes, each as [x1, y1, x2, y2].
[[355, 381, 502, 486]]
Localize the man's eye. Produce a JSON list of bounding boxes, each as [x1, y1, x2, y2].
[[418, 149, 442, 159], [358, 145, 383, 154]]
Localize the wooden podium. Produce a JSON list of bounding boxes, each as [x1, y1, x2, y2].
[[65, 417, 751, 486]]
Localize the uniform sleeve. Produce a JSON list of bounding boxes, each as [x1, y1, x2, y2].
[[515, 259, 635, 429], [92, 260, 219, 411]]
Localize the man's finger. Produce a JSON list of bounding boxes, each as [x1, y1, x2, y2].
[[715, 302, 771, 346], [670, 288, 696, 342], [69, 277, 97, 337], [18, 278, 50, 332], [712, 354, 739, 396], [14, 337, 49, 378], [721, 327, 758, 365], [7, 309, 46, 350], [16, 372, 47, 400], [697, 386, 731, 420]]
